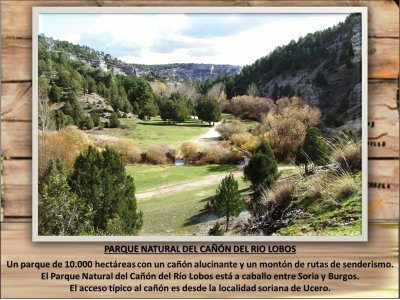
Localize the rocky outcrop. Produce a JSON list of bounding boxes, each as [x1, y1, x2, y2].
[[259, 22, 362, 131]]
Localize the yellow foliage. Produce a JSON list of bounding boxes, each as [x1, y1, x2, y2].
[[230, 132, 260, 153], [98, 138, 141, 164], [39, 126, 91, 177]]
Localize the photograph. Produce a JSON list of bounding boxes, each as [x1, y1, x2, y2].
[[33, 7, 367, 241]]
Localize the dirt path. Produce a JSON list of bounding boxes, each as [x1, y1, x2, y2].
[[136, 166, 297, 200], [191, 121, 222, 147], [136, 170, 242, 200]]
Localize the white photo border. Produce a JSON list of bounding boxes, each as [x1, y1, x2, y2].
[[32, 6, 368, 242]]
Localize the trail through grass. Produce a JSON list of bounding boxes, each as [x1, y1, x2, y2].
[[90, 116, 210, 150], [126, 164, 237, 193], [137, 177, 250, 236]]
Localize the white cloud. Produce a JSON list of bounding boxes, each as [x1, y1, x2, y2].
[[64, 33, 81, 44], [86, 14, 189, 49]]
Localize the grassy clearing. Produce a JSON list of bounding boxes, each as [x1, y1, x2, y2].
[[276, 171, 362, 236], [221, 113, 259, 130], [89, 116, 210, 150], [137, 177, 250, 236], [126, 164, 237, 193]]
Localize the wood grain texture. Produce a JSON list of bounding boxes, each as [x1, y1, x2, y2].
[[0, 222, 398, 298], [1, 121, 31, 158], [1, 82, 32, 121], [368, 81, 399, 158], [2, 159, 398, 221], [1, 0, 399, 39]]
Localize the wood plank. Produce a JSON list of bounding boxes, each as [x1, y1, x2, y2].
[[1, 121, 32, 158], [2, 38, 398, 82], [368, 80, 399, 158], [1, 1, 399, 39], [1, 39, 31, 82], [368, 159, 399, 222], [1, 82, 32, 121], [2, 159, 398, 221], [0, 222, 398, 298], [368, 38, 399, 79]]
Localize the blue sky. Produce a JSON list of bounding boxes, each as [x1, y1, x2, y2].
[[39, 13, 348, 66]]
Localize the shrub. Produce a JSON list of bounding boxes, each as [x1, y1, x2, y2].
[[100, 139, 141, 164], [180, 141, 198, 163], [230, 132, 260, 153], [332, 173, 359, 201], [146, 145, 172, 165], [259, 97, 321, 161], [295, 127, 329, 173], [90, 111, 100, 127], [208, 223, 224, 236], [331, 140, 361, 172], [244, 151, 278, 188], [98, 122, 105, 130], [200, 145, 238, 165], [229, 95, 276, 121], [39, 125, 91, 178], [109, 112, 120, 128], [216, 119, 246, 140], [85, 116, 94, 130], [256, 180, 296, 219]]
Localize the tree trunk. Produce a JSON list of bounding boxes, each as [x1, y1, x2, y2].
[[225, 214, 229, 232]]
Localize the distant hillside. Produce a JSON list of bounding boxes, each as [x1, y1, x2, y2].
[[209, 14, 362, 128], [39, 35, 241, 82]]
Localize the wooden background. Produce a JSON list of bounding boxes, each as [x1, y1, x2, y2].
[[2, 0, 398, 222], [0, 1, 399, 298]]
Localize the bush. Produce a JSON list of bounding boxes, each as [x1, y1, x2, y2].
[[332, 173, 359, 201], [256, 180, 296, 219], [229, 95, 276, 121], [146, 145, 172, 165], [109, 112, 120, 128], [331, 141, 361, 172], [39, 125, 92, 178], [99, 139, 141, 164], [199, 145, 239, 165], [180, 141, 198, 163], [98, 122, 105, 130], [244, 151, 278, 188], [90, 111, 100, 127], [230, 132, 260, 153], [216, 119, 246, 140], [208, 223, 224, 236]]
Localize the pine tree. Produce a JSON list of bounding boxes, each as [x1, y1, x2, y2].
[[212, 173, 244, 231], [244, 140, 278, 189], [39, 158, 94, 236], [295, 127, 329, 173], [69, 146, 142, 234]]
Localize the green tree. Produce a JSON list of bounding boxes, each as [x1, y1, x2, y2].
[[244, 148, 278, 188], [39, 158, 94, 236], [90, 111, 100, 127], [109, 112, 120, 128], [212, 173, 244, 231], [69, 146, 142, 234], [49, 85, 62, 102], [142, 100, 159, 120], [295, 127, 329, 173], [196, 96, 221, 126]]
